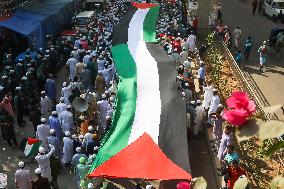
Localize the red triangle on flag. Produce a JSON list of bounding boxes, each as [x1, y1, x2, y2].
[[131, 2, 158, 9], [27, 138, 40, 145], [89, 133, 192, 180]]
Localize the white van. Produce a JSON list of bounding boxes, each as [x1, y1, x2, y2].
[[263, 0, 284, 21], [75, 11, 95, 32]]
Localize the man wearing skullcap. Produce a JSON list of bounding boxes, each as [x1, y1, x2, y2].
[[15, 161, 32, 189], [47, 129, 62, 158], [83, 126, 94, 149], [61, 82, 72, 105], [59, 105, 74, 133], [95, 71, 106, 95], [75, 61, 85, 77], [36, 118, 50, 150], [49, 111, 62, 139], [76, 157, 91, 189], [32, 168, 51, 189], [35, 144, 55, 182], [62, 131, 73, 165], [97, 94, 108, 133], [40, 91, 52, 119], [208, 89, 220, 125], [66, 54, 78, 81], [72, 147, 88, 186], [55, 97, 67, 116]]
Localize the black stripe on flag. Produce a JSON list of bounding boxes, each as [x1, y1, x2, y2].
[[146, 42, 190, 172], [112, 6, 137, 46]]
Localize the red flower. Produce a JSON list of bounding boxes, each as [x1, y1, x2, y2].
[[223, 91, 256, 127]]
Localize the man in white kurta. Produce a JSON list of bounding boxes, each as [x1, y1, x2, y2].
[[97, 95, 108, 133], [59, 105, 74, 133], [15, 161, 32, 189], [83, 126, 94, 149], [61, 82, 72, 105], [208, 89, 220, 124], [56, 97, 67, 117], [35, 145, 55, 181], [66, 55, 78, 80], [62, 131, 73, 165], [187, 33, 196, 52], [194, 100, 206, 136], [36, 118, 50, 149], [40, 91, 51, 119], [203, 82, 214, 110]]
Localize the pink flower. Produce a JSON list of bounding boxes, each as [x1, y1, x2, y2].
[[223, 91, 256, 127]]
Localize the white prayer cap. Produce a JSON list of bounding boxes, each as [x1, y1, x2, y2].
[[21, 76, 27, 80], [213, 88, 218, 92], [2, 76, 8, 79], [72, 134, 77, 139], [181, 92, 185, 97], [35, 168, 42, 175], [98, 70, 103, 74], [110, 97, 115, 102], [106, 115, 111, 120], [50, 129, 55, 134], [218, 104, 224, 108], [41, 118, 46, 123], [79, 134, 84, 139], [104, 90, 109, 94], [65, 131, 71, 136], [76, 147, 82, 153], [196, 100, 201, 104], [63, 82, 67, 87], [102, 94, 106, 99], [67, 105, 72, 109], [60, 97, 65, 101], [88, 183, 94, 189], [52, 111, 57, 115], [41, 91, 45, 94], [18, 161, 25, 168], [185, 83, 189, 86], [39, 146, 45, 153], [88, 126, 94, 131], [110, 80, 114, 85], [190, 101, 195, 105], [79, 115, 85, 120], [146, 185, 153, 189], [94, 146, 99, 151]]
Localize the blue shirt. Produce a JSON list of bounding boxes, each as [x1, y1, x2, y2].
[[224, 151, 240, 164], [198, 66, 206, 80]]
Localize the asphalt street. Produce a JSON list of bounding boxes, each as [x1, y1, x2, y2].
[[221, 0, 284, 119], [0, 67, 78, 189]]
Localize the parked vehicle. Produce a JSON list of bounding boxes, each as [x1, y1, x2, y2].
[[74, 11, 95, 33], [263, 0, 284, 22]]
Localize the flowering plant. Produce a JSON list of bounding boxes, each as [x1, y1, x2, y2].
[[223, 91, 256, 127]]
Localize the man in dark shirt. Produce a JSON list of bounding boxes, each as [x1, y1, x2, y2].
[[32, 168, 51, 189]]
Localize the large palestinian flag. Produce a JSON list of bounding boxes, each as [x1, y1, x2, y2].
[[89, 2, 190, 178]]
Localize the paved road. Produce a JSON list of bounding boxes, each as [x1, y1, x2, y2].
[[0, 67, 78, 189], [221, 0, 284, 119]]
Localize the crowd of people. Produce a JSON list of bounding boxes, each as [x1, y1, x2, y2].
[[157, 2, 249, 189], [0, 0, 251, 189]]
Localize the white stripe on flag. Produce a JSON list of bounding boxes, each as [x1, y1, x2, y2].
[[24, 143, 33, 156], [127, 8, 161, 145]]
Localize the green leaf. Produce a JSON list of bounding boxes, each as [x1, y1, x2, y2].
[[235, 119, 261, 143], [192, 177, 207, 189], [263, 141, 284, 157], [263, 104, 283, 114], [258, 120, 284, 140], [233, 177, 249, 189], [270, 175, 284, 189]]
